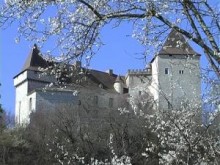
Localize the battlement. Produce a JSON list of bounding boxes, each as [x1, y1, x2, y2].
[[127, 68, 151, 76]]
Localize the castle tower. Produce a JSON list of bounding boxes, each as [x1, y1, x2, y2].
[[150, 29, 201, 110], [114, 75, 123, 94], [14, 44, 53, 124]]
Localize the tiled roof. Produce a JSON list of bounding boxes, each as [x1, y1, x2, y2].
[[158, 29, 199, 55], [18, 44, 123, 92], [87, 69, 119, 90], [21, 44, 48, 72]]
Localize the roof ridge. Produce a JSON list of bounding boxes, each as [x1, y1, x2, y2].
[[21, 44, 48, 72]]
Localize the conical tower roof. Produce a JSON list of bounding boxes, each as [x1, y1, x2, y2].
[[21, 44, 48, 72], [115, 75, 123, 83], [158, 29, 199, 55]]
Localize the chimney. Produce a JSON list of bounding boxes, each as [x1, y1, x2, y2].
[[106, 69, 113, 75]]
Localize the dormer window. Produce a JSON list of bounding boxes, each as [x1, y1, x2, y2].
[[165, 68, 169, 74]]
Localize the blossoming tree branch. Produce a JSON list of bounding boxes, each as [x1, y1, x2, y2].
[[1, 0, 220, 77]]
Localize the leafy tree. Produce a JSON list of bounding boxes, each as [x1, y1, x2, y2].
[[0, 1, 220, 76], [25, 93, 220, 165]]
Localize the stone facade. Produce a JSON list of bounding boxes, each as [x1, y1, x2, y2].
[[151, 54, 200, 110], [14, 29, 201, 125]]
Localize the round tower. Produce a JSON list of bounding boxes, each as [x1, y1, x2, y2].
[[114, 75, 123, 94]]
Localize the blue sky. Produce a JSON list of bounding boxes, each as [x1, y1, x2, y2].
[[1, 21, 147, 113]]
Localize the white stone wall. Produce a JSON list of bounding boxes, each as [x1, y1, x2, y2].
[[14, 71, 28, 125], [15, 84, 126, 125], [15, 83, 37, 125], [14, 69, 57, 125], [156, 55, 201, 110], [14, 71, 27, 87], [78, 87, 126, 109], [150, 57, 159, 108], [126, 72, 152, 98]]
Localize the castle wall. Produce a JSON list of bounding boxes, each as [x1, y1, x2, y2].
[[15, 85, 126, 125], [14, 68, 62, 125], [14, 71, 27, 87], [15, 81, 28, 125], [150, 57, 159, 108], [15, 91, 37, 125], [78, 87, 127, 110], [14, 71, 28, 125], [126, 70, 152, 98], [35, 90, 78, 110]]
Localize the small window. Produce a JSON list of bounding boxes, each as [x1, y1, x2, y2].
[[109, 98, 113, 108], [179, 70, 184, 74], [94, 96, 98, 105], [165, 68, 169, 74]]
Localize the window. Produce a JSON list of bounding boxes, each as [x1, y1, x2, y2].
[[179, 70, 184, 74], [94, 96, 98, 105], [165, 68, 169, 74], [109, 98, 113, 108], [29, 98, 32, 111]]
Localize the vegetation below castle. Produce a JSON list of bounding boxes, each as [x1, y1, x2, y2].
[[0, 101, 219, 165]]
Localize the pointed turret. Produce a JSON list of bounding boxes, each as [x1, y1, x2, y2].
[[115, 75, 123, 83], [158, 29, 199, 55], [22, 44, 48, 72]]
